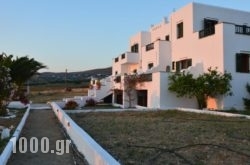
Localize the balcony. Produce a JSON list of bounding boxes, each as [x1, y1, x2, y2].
[[199, 26, 215, 39], [119, 52, 139, 64], [235, 25, 250, 35]]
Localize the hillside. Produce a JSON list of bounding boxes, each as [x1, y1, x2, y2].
[[29, 67, 112, 85]]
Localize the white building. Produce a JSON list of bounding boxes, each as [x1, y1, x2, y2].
[[109, 2, 250, 110]]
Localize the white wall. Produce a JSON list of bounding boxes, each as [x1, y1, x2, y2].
[[222, 23, 250, 109], [158, 72, 197, 109], [135, 72, 197, 109], [150, 18, 170, 41], [141, 40, 171, 73], [129, 31, 151, 52]]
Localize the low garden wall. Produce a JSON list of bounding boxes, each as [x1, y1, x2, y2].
[[177, 107, 250, 119], [50, 102, 120, 165], [0, 104, 31, 165]]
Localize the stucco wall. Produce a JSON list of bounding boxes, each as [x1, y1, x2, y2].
[[150, 19, 170, 41], [222, 23, 250, 109]]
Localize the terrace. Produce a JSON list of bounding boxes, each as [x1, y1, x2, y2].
[[114, 52, 139, 65]]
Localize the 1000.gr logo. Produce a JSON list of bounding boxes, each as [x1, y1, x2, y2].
[[11, 137, 71, 155]]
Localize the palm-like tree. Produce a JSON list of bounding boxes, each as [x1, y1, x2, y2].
[[10, 56, 47, 90]]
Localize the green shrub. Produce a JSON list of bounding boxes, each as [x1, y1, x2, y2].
[[85, 98, 97, 107], [243, 83, 250, 110], [64, 100, 78, 110], [0, 108, 7, 116]]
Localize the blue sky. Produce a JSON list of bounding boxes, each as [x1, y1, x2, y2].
[[0, 0, 250, 72]]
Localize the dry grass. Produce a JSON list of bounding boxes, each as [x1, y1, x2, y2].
[[69, 110, 250, 165], [28, 84, 88, 103]]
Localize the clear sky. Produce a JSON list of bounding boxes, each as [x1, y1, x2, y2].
[[0, 0, 250, 72]]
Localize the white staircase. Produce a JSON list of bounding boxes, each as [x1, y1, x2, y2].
[[88, 76, 113, 102]]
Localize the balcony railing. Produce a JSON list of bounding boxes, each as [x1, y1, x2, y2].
[[145, 43, 154, 51], [199, 26, 215, 39], [139, 73, 152, 82], [235, 25, 250, 35]]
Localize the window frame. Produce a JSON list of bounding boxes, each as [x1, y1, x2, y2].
[[236, 53, 250, 73], [175, 58, 192, 72]]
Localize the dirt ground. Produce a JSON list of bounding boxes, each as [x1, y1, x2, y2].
[[69, 110, 250, 165], [29, 86, 88, 103], [7, 109, 87, 165]]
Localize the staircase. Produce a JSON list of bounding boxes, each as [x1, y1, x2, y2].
[[88, 76, 113, 102]]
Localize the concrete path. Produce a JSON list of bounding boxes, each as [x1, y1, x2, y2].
[[7, 109, 82, 165]]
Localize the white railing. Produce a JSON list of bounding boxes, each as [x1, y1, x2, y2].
[[0, 105, 31, 165], [50, 102, 120, 165]]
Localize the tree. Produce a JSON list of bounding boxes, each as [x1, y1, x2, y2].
[[10, 56, 47, 90], [168, 67, 232, 109], [123, 74, 139, 108], [243, 83, 250, 110], [112, 74, 146, 108], [0, 53, 47, 108], [0, 54, 13, 115]]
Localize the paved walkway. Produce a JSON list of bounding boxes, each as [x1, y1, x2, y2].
[[7, 109, 79, 165]]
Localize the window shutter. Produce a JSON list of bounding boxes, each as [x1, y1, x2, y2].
[[236, 53, 241, 72], [176, 61, 180, 72], [172, 61, 175, 70]]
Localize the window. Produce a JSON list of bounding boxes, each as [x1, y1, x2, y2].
[[133, 69, 137, 74], [199, 19, 218, 38], [165, 35, 170, 41], [175, 59, 192, 72], [176, 61, 180, 72], [204, 19, 218, 29], [115, 71, 118, 75], [121, 53, 125, 59], [146, 43, 154, 51], [236, 53, 250, 73], [131, 44, 139, 53], [115, 57, 119, 62], [172, 61, 175, 70], [148, 63, 154, 69], [177, 22, 183, 39], [235, 25, 250, 35]]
